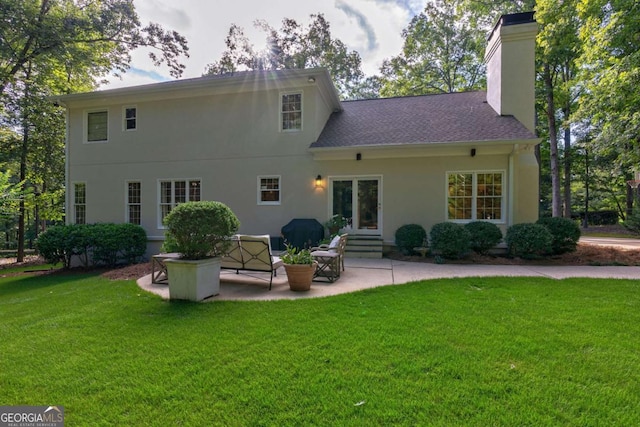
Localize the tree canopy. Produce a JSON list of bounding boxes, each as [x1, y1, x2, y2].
[[203, 14, 365, 100], [0, 0, 189, 96], [378, 0, 486, 96]]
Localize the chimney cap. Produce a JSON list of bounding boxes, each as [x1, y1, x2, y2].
[[488, 11, 536, 41]]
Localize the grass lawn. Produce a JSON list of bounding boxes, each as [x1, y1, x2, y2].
[[1, 270, 639, 426]]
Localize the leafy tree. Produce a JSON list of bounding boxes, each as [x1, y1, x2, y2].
[[575, 0, 640, 216], [204, 14, 365, 100], [0, 168, 21, 216], [536, 0, 582, 218], [0, 0, 189, 260], [0, 0, 189, 97], [379, 0, 486, 96]]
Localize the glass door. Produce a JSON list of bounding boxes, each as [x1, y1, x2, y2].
[[331, 177, 381, 235]]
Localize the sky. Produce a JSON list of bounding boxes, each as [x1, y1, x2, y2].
[[103, 0, 430, 89]]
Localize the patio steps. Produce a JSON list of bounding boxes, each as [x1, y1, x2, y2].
[[345, 235, 383, 259]]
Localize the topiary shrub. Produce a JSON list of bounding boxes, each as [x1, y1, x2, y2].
[[394, 224, 427, 255], [536, 217, 581, 254], [163, 201, 240, 259], [505, 223, 552, 258], [430, 222, 470, 259], [464, 221, 502, 255]]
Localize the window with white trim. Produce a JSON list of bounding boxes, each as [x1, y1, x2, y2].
[[73, 182, 86, 224], [159, 180, 201, 225], [86, 110, 108, 142], [280, 93, 302, 131], [127, 182, 141, 225], [447, 172, 504, 221], [258, 176, 281, 205], [124, 107, 137, 131]]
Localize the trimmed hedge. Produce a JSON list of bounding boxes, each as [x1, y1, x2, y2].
[[394, 224, 427, 255], [430, 222, 470, 259], [536, 217, 581, 254], [505, 223, 552, 258], [36, 223, 147, 269], [162, 201, 240, 259], [465, 221, 502, 255]]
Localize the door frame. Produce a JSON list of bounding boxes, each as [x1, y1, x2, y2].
[[328, 175, 383, 236]]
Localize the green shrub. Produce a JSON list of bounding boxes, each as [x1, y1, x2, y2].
[[163, 201, 240, 259], [36, 223, 147, 269], [537, 217, 581, 254], [36, 225, 81, 269], [464, 221, 502, 254], [623, 206, 640, 236], [430, 222, 470, 259], [505, 223, 552, 258], [91, 223, 147, 267], [394, 224, 427, 255]]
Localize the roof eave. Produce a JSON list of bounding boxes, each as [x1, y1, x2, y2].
[[309, 137, 541, 160]]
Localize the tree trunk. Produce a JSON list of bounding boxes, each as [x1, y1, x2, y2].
[[544, 64, 561, 217], [562, 112, 571, 219], [17, 124, 28, 262], [583, 148, 589, 228]]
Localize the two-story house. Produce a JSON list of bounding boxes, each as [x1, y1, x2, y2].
[[55, 12, 539, 256]]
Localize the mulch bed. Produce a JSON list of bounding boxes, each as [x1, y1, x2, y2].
[[3, 236, 639, 282], [388, 243, 640, 266]]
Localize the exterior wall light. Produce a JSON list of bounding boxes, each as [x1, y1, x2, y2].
[[315, 174, 323, 188]]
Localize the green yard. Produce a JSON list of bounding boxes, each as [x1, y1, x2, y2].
[[1, 269, 639, 426]]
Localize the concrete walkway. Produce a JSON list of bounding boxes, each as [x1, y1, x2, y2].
[[137, 257, 640, 302]]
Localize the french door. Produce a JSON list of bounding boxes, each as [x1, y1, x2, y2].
[[330, 177, 381, 235]]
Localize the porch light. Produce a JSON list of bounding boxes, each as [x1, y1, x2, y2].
[[315, 175, 323, 189]]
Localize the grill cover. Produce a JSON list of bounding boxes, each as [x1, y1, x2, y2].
[[281, 218, 324, 250]]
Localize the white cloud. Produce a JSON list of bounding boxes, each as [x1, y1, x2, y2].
[[103, 0, 427, 88]]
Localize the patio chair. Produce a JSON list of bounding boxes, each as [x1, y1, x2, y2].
[[310, 233, 348, 282]]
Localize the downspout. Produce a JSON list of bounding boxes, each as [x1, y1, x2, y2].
[[508, 144, 517, 226]]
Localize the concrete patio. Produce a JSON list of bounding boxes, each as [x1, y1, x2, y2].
[[137, 257, 640, 302]]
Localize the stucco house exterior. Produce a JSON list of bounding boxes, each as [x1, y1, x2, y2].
[[56, 12, 539, 257]]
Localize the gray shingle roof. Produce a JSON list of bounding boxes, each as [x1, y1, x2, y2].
[[311, 91, 536, 149]]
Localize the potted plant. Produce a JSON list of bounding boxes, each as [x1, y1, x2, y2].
[[162, 201, 239, 301], [281, 245, 317, 291], [324, 215, 348, 235]]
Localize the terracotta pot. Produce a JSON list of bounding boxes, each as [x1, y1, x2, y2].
[[284, 262, 317, 291]]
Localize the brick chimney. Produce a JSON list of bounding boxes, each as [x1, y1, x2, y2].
[[485, 12, 538, 133]]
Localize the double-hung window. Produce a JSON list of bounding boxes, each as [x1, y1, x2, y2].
[[281, 93, 302, 131], [73, 182, 86, 224], [159, 180, 201, 225], [86, 110, 108, 142], [127, 182, 141, 225], [447, 172, 504, 221], [258, 176, 281, 205], [124, 107, 137, 131]]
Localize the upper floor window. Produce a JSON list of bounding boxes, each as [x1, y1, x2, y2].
[[73, 182, 86, 224], [124, 107, 137, 131], [127, 182, 141, 225], [159, 179, 201, 226], [281, 93, 302, 131], [87, 110, 108, 142], [447, 171, 504, 222], [258, 176, 281, 205]]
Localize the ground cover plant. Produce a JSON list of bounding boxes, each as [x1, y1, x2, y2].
[[1, 271, 639, 425]]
